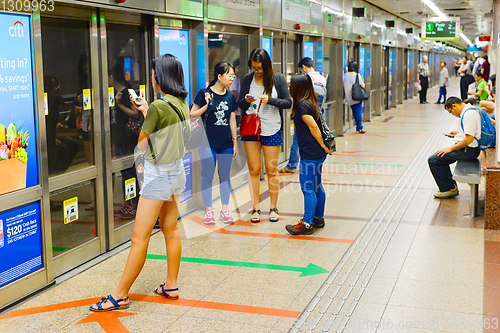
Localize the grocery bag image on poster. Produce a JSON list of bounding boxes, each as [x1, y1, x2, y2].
[[0, 13, 39, 195], [63, 197, 79, 224]]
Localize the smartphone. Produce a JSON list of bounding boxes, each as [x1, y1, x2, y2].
[[443, 133, 453, 138], [128, 89, 142, 106], [246, 95, 255, 99]]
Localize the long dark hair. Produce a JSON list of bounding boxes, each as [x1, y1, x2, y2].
[[151, 54, 188, 99], [209, 61, 234, 87], [248, 48, 274, 95], [289, 74, 320, 121]]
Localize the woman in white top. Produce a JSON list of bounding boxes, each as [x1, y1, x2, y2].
[[343, 61, 366, 134], [436, 61, 449, 104], [238, 48, 292, 223]]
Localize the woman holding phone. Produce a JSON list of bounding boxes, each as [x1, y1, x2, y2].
[[238, 48, 292, 223], [90, 54, 189, 311], [191, 62, 239, 224], [286, 74, 332, 235]]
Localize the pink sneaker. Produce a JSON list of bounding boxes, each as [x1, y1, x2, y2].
[[114, 203, 129, 217], [204, 210, 216, 225], [219, 209, 234, 224]]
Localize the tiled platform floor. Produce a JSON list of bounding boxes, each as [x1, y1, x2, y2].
[[0, 78, 497, 333]]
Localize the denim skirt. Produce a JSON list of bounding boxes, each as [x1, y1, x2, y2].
[[140, 159, 186, 201]]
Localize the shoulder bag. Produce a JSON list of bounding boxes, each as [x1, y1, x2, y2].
[[319, 112, 336, 150], [240, 90, 264, 137], [352, 73, 369, 101]]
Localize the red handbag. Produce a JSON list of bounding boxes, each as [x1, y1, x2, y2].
[[240, 99, 262, 137]]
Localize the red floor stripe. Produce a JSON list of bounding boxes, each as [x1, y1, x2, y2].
[[322, 171, 400, 177], [0, 294, 301, 320], [186, 215, 353, 244], [331, 153, 413, 159]]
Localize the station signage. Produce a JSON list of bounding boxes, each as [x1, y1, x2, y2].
[[282, 0, 311, 24], [0, 13, 38, 196], [422, 19, 459, 41]]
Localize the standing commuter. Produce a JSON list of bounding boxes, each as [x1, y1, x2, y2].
[[343, 61, 366, 134], [481, 55, 490, 82], [90, 54, 189, 311], [417, 55, 430, 104], [285, 74, 333, 235], [458, 56, 471, 101], [467, 72, 489, 101], [428, 97, 481, 199], [238, 48, 292, 223], [454, 58, 461, 77], [435, 61, 449, 104], [190, 62, 239, 224], [280, 57, 326, 174]]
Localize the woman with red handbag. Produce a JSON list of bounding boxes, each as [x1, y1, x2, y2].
[[238, 48, 292, 223]]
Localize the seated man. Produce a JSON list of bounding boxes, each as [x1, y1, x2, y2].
[[428, 97, 481, 198]]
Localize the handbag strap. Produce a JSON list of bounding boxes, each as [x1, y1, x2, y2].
[[256, 88, 265, 114], [161, 97, 189, 145]]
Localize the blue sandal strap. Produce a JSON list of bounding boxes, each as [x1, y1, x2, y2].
[[105, 295, 119, 308], [160, 283, 179, 293]]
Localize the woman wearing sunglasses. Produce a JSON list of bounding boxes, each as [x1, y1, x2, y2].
[[238, 48, 292, 223]]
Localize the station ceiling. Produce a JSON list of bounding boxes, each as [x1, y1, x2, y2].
[[366, 0, 494, 49]]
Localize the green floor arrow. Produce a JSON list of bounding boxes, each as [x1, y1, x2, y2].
[[325, 162, 405, 167], [147, 254, 329, 277]]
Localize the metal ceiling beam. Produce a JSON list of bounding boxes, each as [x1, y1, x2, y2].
[[362, 0, 421, 27], [363, 0, 468, 50]]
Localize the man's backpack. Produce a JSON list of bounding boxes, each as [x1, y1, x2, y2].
[[461, 106, 496, 150], [309, 74, 327, 108]]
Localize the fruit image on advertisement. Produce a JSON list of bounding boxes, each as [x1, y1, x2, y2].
[[0, 121, 29, 194], [0, 13, 38, 196]]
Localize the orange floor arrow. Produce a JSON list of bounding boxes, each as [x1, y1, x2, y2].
[[187, 215, 353, 243], [76, 311, 135, 333]]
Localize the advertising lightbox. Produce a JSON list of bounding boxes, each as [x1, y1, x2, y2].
[[0, 201, 43, 287], [0, 13, 38, 196]]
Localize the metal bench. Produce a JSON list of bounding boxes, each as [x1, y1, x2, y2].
[[453, 159, 481, 217]]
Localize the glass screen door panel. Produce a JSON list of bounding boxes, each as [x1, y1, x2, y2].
[[104, 17, 149, 248], [40, 10, 105, 277]]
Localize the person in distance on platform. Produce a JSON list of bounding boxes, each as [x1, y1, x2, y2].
[[435, 61, 449, 104], [190, 61, 239, 224], [343, 61, 366, 133], [458, 56, 471, 101], [428, 97, 481, 199], [285, 74, 333, 236], [238, 48, 292, 223], [417, 55, 430, 104], [90, 54, 189, 311]]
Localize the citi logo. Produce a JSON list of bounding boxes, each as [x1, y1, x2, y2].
[[9, 21, 24, 38]]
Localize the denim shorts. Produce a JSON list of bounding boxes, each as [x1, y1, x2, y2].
[[241, 129, 283, 146], [140, 160, 186, 201]]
